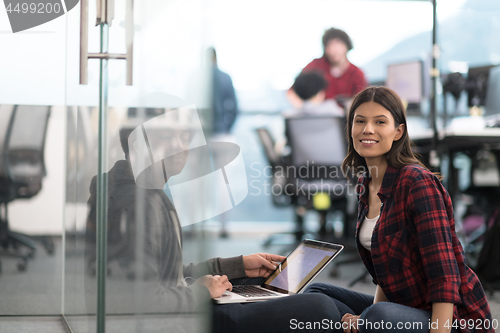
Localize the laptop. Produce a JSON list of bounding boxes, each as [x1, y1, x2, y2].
[[213, 239, 343, 304]]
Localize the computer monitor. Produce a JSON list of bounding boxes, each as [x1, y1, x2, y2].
[[386, 60, 424, 114], [484, 65, 500, 117], [466, 65, 496, 107]]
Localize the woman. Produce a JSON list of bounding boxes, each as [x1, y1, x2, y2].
[[305, 86, 494, 333]]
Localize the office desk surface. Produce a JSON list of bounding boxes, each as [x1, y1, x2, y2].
[[411, 127, 500, 152]]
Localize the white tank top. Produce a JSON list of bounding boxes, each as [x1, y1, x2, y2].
[[359, 215, 379, 251]]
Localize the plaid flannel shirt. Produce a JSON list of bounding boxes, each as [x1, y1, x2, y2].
[[356, 165, 494, 333]]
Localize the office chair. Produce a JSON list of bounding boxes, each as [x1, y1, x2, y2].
[[285, 115, 369, 284], [255, 128, 292, 207], [283, 115, 352, 236], [256, 117, 354, 237], [255, 128, 298, 247], [0, 105, 52, 274], [255, 116, 367, 283], [258, 116, 354, 247]]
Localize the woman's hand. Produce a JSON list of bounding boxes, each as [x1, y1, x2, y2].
[[341, 313, 361, 333], [195, 275, 232, 298]]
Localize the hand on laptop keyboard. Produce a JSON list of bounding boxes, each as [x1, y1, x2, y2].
[[195, 274, 233, 298]]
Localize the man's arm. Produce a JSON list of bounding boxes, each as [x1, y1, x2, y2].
[[184, 253, 286, 281], [242, 253, 286, 278], [183, 256, 246, 281]]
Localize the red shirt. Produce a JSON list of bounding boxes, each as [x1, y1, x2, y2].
[[356, 165, 494, 333], [302, 56, 367, 100]]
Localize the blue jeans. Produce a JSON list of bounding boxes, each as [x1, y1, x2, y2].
[[212, 278, 339, 333], [304, 283, 461, 333]]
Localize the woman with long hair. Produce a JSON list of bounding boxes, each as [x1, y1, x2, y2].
[[305, 86, 494, 333]]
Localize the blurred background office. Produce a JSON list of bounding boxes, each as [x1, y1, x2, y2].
[[0, 0, 499, 332]]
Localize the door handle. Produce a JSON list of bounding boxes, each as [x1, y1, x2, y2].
[[96, 0, 114, 26], [80, 0, 134, 85]]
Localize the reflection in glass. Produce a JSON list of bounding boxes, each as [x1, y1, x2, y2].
[[81, 108, 217, 331], [0, 106, 60, 315]]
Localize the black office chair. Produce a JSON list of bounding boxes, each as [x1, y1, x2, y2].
[[0, 105, 52, 274], [258, 116, 354, 246], [286, 115, 369, 284], [255, 128, 292, 207], [255, 128, 298, 247], [255, 116, 367, 283], [283, 115, 352, 236]]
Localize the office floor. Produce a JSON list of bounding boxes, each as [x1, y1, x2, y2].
[[0, 222, 499, 332]]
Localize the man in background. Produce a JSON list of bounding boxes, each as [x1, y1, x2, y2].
[[208, 47, 239, 238], [284, 71, 345, 118], [209, 47, 238, 136], [289, 27, 367, 109]]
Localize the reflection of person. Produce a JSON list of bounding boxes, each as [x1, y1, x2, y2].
[[86, 111, 338, 331], [304, 87, 493, 333], [289, 28, 367, 109], [86, 123, 284, 311], [283, 71, 345, 118]]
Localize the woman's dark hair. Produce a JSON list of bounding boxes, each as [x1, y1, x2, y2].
[[322, 28, 353, 51], [292, 71, 327, 100], [341, 86, 433, 178]]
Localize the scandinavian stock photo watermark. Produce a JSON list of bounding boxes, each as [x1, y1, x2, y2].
[[248, 162, 379, 199]]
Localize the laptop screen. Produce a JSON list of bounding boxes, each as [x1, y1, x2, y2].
[[262, 240, 343, 294]]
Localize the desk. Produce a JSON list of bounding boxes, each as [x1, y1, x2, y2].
[[411, 126, 500, 201], [438, 128, 500, 150]]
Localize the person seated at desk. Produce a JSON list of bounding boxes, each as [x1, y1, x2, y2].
[[303, 86, 493, 333], [288, 27, 367, 109], [283, 71, 345, 118], [85, 109, 338, 332], [277, 71, 346, 156]]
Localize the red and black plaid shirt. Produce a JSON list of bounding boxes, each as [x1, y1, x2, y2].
[[302, 56, 367, 100], [356, 165, 494, 333]]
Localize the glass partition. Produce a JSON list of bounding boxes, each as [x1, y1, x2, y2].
[[0, 14, 66, 316], [64, 0, 213, 332], [8, 0, 492, 331]]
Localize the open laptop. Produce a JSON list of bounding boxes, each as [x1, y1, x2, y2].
[[214, 239, 343, 304]]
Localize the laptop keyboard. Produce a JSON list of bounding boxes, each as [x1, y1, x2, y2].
[[231, 285, 279, 297]]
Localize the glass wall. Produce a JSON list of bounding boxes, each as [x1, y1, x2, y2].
[[6, 1, 499, 332], [0, 0, 435, 324], [0, 9, 66, 316], [63, 0, 213, 332]]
